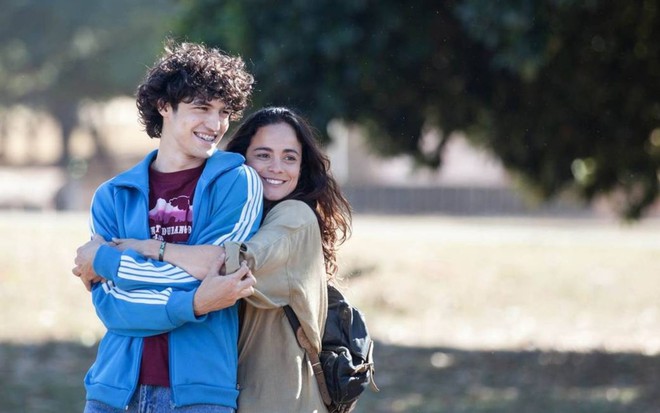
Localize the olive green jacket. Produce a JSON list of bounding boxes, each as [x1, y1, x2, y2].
[[225, 199, 328, 413]]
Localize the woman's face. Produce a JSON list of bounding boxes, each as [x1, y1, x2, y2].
[[245, 122, 302, 202]]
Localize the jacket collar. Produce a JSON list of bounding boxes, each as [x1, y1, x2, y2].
[[111, 149, 246, 192]]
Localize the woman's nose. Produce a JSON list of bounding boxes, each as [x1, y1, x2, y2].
[[268, 159, 283, 172]]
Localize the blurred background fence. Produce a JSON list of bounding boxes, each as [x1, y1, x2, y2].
[[343, 185, 592, 216]]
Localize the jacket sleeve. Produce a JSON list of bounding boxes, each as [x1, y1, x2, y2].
[[197, 164, 263, 247], [87, 184, 206, 336], [89, 184, 200, 290], [104, 164, 263, 291], [90, 281, 205, 337], [224, 200, 327, 351]]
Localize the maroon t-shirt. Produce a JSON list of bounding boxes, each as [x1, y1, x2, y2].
[[139, 162, 205, 387]]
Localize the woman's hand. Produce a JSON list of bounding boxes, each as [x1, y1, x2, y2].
[[112, 238, 161, 259]]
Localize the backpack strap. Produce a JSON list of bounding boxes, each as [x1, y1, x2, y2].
[[283, 305, 333, 406], [237, 299, 246, 336]]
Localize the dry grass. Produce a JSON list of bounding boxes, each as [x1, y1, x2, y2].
[[2, 212, 660, 412], [339, 216, 660, 354], [0, 212, 104, 345]]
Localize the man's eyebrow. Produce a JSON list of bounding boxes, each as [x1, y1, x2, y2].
[[191, 98, 210, 106]]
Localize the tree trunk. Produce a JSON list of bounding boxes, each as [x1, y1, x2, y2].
[[51, 102, 78, 167], [0, 109, 7, 162]]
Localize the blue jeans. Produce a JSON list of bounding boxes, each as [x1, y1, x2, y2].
[[84, 385, 236, 413]]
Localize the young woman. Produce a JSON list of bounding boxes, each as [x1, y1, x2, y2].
[[113, 107, 352, 412]]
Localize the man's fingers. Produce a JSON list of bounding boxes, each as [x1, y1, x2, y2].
[[241, 271, 256, 286], [239, 285, 255, 298], [227, 261, 250, 279], [92, 233, 105, 242], [238, 272, 256, 299], [72, 266, 81, 277]]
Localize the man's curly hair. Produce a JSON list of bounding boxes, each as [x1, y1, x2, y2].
[[136, 40, 254, 138]]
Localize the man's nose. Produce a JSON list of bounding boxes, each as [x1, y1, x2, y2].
[[206, 112, 222, 131]]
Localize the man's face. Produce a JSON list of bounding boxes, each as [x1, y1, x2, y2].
[[158, 97, 232, 168]]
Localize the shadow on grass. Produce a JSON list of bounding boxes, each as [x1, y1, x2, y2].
[[356, 342, 660, 413], [1, 340, 659, 413]]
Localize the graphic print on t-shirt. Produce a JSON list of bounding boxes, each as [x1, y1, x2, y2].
[[142, 163, 203, 387], [149, 195, 194, 244]]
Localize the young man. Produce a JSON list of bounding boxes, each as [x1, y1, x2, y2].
[[72, 41, 263, 412]]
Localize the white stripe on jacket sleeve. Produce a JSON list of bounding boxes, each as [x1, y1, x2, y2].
[[213, 165, 263, 246], [101, 281, 172, 305], [116, 256, 198, 284]]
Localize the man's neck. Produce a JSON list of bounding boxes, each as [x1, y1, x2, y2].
[[152, 132, 211, 173], [151, 150, 206, 173]]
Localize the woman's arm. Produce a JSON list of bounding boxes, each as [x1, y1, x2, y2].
[[226, 200, 328, 352], [112, 238, 225, 281], [225, 200, 325, 309]]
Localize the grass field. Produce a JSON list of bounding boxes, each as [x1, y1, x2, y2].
[[1, 211, 660, 412]]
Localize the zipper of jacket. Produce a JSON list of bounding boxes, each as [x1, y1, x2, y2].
[[188, 171, 210, 243], [120, 185, 150, 410], [169, 331, 178, 407], [123, 338, 144, 410]]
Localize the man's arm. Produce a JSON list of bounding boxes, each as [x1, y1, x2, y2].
[[105, 164, 262, 291], [78, 184, 205, 335], [81, 182, 202, 291], [91, 260, 255, 336], [78, 166, 261, 334]]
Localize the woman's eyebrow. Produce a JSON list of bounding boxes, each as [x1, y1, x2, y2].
[[252, 147, 300, 155]]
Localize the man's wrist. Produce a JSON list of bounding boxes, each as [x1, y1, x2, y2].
[[193, 291, 207, 316]]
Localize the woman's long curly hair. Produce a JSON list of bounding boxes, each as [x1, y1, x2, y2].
[[136, 40, 254, 138], [225, 107, 352, 281]]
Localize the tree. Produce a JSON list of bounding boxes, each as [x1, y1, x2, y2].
[[177, 0, 660, 218], [0, 0, 178, 166]]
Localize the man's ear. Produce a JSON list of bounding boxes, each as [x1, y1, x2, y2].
[[157, 100, 170, 117]]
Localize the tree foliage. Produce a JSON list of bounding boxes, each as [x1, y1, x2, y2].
[[0, 0, 177, 165], [177, 0, 660, 218]]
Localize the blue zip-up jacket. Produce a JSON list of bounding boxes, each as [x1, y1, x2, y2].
[[84, 149, 263, 409]]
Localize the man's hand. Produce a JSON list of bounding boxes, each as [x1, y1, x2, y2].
[[193, 257, 256, 316], [72, 234, 107, 292]]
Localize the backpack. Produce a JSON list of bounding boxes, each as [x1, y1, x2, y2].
[[283, 285, 379, 413]]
